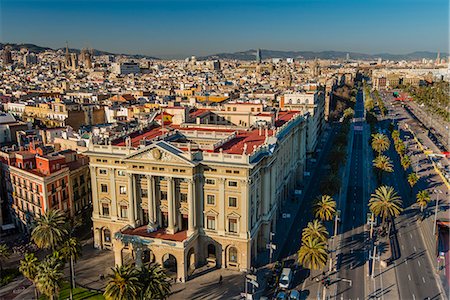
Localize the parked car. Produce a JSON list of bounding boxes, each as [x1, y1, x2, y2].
[[289, 290, 301, 300], [279, 268, 293, 289], [275, 291, 287, 300]]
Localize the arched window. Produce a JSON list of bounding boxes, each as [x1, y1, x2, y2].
[[229, 247, 238, 263], [104, 229, 111, 242]]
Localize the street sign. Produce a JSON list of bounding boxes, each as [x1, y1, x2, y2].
[[246, 274, 257, 281], [304, 172, 310, 176], [295, 190, 302, 195], [282, 213, 291, 219]]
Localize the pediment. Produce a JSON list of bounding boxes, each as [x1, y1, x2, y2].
[[205, 209, 219, 216], [123, 141, 195, 166], [227, 211, 241, 219]]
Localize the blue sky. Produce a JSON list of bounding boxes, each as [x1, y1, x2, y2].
[[1, 0, 448, 58]]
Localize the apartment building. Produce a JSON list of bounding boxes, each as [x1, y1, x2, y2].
[[85, 110, 308, 282], [281, 90, 325, 154], [0, 145, 90, 232]]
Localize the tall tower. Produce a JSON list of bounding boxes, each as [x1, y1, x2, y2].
[[436, 51, 441, 65], [2, 46, 13, 65], [256, 49, 262, 64], [65, 41, 71, 69]]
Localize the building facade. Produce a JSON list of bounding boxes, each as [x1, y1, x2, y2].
[[86, 111, 308, 281]]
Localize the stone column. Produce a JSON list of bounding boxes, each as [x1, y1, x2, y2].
[[187, 178, 195, 235], [218, 178, 226, 235], [113, 242, 123, 267], [109, 168, 118, 220], [166, 177, 175, 234], [240, 179, 250, 238], [134, 245, 143, 268], [263, 167, 271, 214], [146, 175, 157, 232], [128, 174, 136, 227], [90, 166, 99, 218]]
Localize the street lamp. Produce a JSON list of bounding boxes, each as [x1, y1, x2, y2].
[[267, 232, 276, 264]]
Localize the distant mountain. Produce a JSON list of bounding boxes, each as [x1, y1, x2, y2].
[[0, 43, 160, 60], [201, 49, 447, 61]]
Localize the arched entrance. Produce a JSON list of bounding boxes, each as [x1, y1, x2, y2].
[[162, 254, 177, 276], [142, 249, 155, 264], [187, 248, 196, 276], [207, 244, 217, 266]]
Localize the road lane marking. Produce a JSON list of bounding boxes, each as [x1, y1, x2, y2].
[[408, 274, 412, 281], [418, 261, 421, 266], [405, 259, 408, 265], [409, 233, 413, 239], [402, 245, 404, 250], [422, 277, 425, 283], [412, 293, 416, 300], [413, 246, 417, 252]]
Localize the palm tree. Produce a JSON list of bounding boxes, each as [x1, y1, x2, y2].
[[35, 256, 63, 300], [313, 195, 336, 222], [320, 173, 341, 196], [302, 220, 329, 243], [104, 265, 142, 300], [139, 263, 172, 300], [372, 155, 394, 184], [371, 133, 390, 155], [401, 155, 411, 171], [19, 253, 39, 299], [391, 130, 400, 142], [60, 237, 82, 297], [31, 209, 68, 250], [297, 236, 328, 270], [369, 186, 403, 227], [407, 172, 419, 195], [0, 243, 11, 272], [416, 190, 431, 218], [395, 141, 406, 156]]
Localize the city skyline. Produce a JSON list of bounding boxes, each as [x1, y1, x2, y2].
[[1, 0, 449, 59]]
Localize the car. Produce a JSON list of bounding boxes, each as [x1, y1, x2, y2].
[[279, 268, 293, 289], [275, 291, 287, 300], [289, 290, 301, 300]]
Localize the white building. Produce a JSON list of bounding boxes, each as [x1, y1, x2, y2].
[[282, 91, 325, 154], [111, 62, 140, 75]]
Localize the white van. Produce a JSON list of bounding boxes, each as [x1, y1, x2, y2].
[[279, 268, 292, 289]]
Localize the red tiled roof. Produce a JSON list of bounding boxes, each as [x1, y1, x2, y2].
[[122, 226, 187, 242], [219, 128, 273, 155], [189, 109, 211, 118], [113, 125, 164, 147]]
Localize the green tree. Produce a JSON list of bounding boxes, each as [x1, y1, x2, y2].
[[297, 236, 328, 271], [313, 195, 336, 221], [0, 243, 11, 272], [395, 141, 406, 156], [343, 107, 355, 120], [391, 130, 400, 142], [31, 209, 68, 250], [371, 133, 390, 155], [60, 237, 82, 298], [416, 190, 431, 217], [372, 155, 394, 184], [401, 155, 411, 171], [369, 186, 403, 227], [139, 263, 172, 300], [35, 256, 63, 300], [19, 253, 39, 299], [302, 220, 329, 243], [104, 265, 141, 300], [407, 173, 419, 195]]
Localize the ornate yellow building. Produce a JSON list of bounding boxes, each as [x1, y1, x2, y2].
[[85, 111, 308, 281]]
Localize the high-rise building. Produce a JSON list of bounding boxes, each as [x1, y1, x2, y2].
[[2, 47, 13, 65], [256, 49, 262, 63]]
